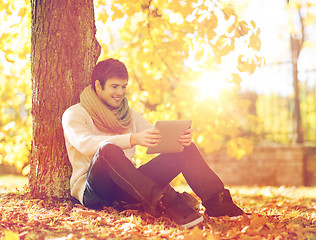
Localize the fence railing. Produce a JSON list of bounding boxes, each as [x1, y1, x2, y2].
[[242, 62, 316, 145]]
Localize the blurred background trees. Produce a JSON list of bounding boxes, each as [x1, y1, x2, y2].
[[0, 0, 31, 174], [1, 0, 315, 176]]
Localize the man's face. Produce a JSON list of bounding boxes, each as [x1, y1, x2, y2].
[[95, 77, 128, 109]]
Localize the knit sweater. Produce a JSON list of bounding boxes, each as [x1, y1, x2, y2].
[[62, 103, 153, 204]]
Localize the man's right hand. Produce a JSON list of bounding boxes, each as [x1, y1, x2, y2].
[[130, 129, 161, 147]]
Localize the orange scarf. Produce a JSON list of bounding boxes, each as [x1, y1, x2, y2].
[[80, 85, 131, 134]]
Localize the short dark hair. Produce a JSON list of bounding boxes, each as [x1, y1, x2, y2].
[[91, 58, 129, 91]]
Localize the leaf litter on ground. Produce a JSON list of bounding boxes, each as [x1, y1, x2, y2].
[[0, 183, 315, 240]]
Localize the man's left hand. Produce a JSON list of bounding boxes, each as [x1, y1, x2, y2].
[[179, 127, 193, 147]]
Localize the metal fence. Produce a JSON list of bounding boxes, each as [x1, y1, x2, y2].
[[241, 62, 316, 145]]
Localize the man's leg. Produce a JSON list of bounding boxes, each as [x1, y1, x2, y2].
[[139, 143, 244, 217], [139, 143, 224, 202], [84, 143, 203, 227], [84, 143, 164, 217]]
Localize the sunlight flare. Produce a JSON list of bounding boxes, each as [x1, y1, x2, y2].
[[196, 71, 228, 99]]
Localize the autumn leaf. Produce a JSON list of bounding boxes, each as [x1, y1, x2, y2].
[[112, 4, 125, 19], [249, 33, 261, 51], [236, 20, 250, 36], [1, 184, 316, 239], [3, 230, 20, 240], [250, 213, 268, 229], [222, 6, 236, 20], [183, 227, 204, 240]]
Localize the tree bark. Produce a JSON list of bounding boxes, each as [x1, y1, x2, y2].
[[29, 0, 101, 198]]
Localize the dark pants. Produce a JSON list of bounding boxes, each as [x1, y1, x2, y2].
[[83, 142, 224, 210]]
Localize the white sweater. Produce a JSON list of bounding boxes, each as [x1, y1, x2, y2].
[[62, 103, 153, 204]]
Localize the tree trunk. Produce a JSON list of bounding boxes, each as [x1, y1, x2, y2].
[[291, 36, 304, 144], [29, 0, 101, 198], [287, 0, 304, 144]]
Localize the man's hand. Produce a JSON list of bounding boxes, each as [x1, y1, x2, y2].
[[179, 127, 193, 147], [130, 129, 161, 147]]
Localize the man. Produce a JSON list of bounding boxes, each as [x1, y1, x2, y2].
[[62, 58, 244, 229]]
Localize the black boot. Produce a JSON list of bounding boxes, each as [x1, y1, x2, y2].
[[203, 189, 244, 217], [160, 190, 204, 228], [180, 192, 200, 212]]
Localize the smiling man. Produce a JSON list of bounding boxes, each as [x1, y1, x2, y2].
[[96, 77, 127, 109], [62, 58, 244, 229]]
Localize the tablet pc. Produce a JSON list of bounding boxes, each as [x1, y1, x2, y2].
[[146, 120, 192, 154]]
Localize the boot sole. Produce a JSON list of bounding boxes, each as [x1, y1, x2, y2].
[[181, 216, 204, 229]]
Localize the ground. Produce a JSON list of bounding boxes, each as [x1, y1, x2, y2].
[[0, 175, 315, 240]]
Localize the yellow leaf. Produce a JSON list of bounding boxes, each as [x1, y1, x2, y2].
[[222, 6, 236, 20], [208, 233, 222, 240], [4, 230, 20, 240], [230, 73, 242, 85], [250, 213, 268, 229], [214, 37, 235, 56], [183, 227, 204, 240], [250, 20, 256, 29], [249, 34, 261, 51], [180, 2, 193, 18], [18, 7, 27, 17], [112, 5, 125, 19], [237, 55, 249, 72], [237, 20, 249, 36], [169, 0, 181, 11], [97, 8, 108, 24]]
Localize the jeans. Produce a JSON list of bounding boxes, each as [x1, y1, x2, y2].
[[83, 142, 224, 210]]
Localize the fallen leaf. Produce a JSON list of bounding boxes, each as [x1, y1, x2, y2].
[[250, 213, 268, 229], [4, 230, 20, 240]]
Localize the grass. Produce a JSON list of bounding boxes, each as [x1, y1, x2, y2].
[[0, 174, 28, 193]]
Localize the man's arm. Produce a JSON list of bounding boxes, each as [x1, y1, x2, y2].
[[130, 129, 161, 147], [62, 105, 132, 156], [129, 108, 161, 147]]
